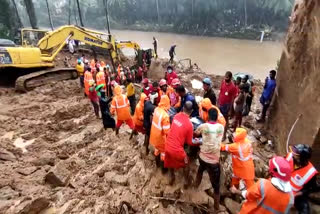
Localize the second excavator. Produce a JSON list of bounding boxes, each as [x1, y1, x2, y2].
[[0, 25, 145, 91]]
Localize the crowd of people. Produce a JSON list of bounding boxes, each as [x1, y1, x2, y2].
[[75, 54, 319, 214]]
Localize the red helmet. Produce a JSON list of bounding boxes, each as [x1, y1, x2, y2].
[[269, 156, 292, 182], [171, 78, 181, 88], [142, 78, 149, 84], [159, 79, 167, 87]]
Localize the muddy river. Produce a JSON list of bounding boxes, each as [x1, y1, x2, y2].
[[112, 29, 284, 80]]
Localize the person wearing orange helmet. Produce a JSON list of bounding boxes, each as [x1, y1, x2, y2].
[[150, 95, 171, 171], [221, 128, 255, 189], [110, 85, 134, 135], [130, 93, 147, 140], [199, 98, 226, 127], [230, 156, 294, 214], [84, 67, 94, 96], [159, 79, 168, 96]]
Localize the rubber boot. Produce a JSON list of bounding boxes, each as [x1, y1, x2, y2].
[[155, 155, 161, 168], [129, 130, 135, 140], [144, 136, 149, 155], [115, 127, 119, 136]]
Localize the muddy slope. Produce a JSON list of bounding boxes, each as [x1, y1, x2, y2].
[[269, 0, 320, 166]]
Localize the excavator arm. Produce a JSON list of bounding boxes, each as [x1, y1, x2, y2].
[[37, 25, 117, 62]]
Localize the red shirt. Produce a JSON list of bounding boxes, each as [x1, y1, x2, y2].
[[218, 80, 237, 106], [166, 71, 178, 86], [142, 84, 153, 97], [89, 89, 99, 102], [165, 113, 193, 160]]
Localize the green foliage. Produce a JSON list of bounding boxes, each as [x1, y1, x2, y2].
[[10, 0, 294, 39]]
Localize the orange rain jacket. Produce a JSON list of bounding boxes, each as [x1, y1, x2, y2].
[[150, 95, 171, 153], [199, 98, 226, 127], [84, 71, 94, 96], [133, 93, 147, 127], [239, 178, 294, 214], [96, 70, 106, 87], [221, 128, 255, 180], [110, 86, 132, 121]]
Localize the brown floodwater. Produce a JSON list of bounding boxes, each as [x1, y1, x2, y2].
[[112, 29, 284, 80]]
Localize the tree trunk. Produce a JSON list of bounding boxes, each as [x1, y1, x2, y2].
[[24, 0, 38, 29], [75, 0, 84, 27], [191, 0, 194, 18], [45, 0, 54, 30], [156, 0, 160, 25], [68, 0, 71, 25], [73, 0, 78, 25], [244, 0, 247, 27], [11, 0, 23, 28], [103, 0, 111, 37]]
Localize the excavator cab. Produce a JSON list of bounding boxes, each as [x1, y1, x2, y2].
[[13, 28, 48, 47]]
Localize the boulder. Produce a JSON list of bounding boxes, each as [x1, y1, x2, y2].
[[44, 162, 71, 188], [0, 186, 20, 200], [224, 197, 241, 214], [104, 172, 128, 186], [0, 148, 16, 161], [17, 197, 50, 214], [17, 166, 38, 176]]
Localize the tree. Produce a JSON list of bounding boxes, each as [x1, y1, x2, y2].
[[156, 0, 160, 25], [76, 0, 84, 27], [103, 0, 111, 36], [24, 0, 38, 29], [11, 0, 23, 28], [68, 0, 71, 25], [45, 0, 54, 30]]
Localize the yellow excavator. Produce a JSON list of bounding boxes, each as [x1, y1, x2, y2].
[[0, 25, 142, 91]]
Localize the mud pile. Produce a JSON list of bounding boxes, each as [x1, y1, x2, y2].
[[0, 62, 275, 214]]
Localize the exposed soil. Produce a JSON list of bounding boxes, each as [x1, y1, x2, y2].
[[0, 56, 277, 214]]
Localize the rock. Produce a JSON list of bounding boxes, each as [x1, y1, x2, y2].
[[0, 148, 16, 161], [253, 159, 268, 178], [17, 197, 50, 214], [259, 136, 268, 144], [44, 162, 71, 188], [32, 151, 56, 166], [0, 186, 20, 200], [310, 202, 320, 214], [17, 166, 38, 176], [104, 172, 128, 186], [224, 198, 241, 214]]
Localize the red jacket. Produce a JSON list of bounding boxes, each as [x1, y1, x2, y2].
[[164, 112, 194, 169], [166, 71, 178, 86]]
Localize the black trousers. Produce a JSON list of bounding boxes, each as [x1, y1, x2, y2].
[[198, 158, 220, 194], [128, 95, 136, 115], [294, 195, 310, 214]]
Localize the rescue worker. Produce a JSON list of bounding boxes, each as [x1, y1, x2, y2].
[[164, 101, 194, 187], [141, 78, 153, 97], [88, 81, 100, 118], [168, 78, 181, 107], [96, 67, 106, 88], [169, 45, 176, 63], [199, 98, 226, 127], [176, 85, 199, 117], [286, 144, 319, 213], [76, 59, 84, 88], [97, 86, 115, 130], [150, 82, 161, 106], [143, 95, 156, 155], [165, 66, 178, 86], [84, 67, 94, 96], [130, 93, 147, 140], [159, 79, 168, 97], [153, 37, 158, 58], [126, 78, 136, 114], [230, 156, 294, 214], [110, 85, 134, 135], [221, 128, 255, 189], [194, 108, 224, 212], [150, 95, 171, 171], [203, 77, 217, 105]]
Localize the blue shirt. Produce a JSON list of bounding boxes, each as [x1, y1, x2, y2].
[[262, 78, 276, 101], [179, 93, 199, 117]]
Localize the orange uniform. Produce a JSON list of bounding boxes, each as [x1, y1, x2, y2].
[[286, 152, 318, 194], [84, 71, 94, 96], [150, 95, 171, 155], [133, 93, 147, 133], [240, 178, 294, 214], [96, 70, 106, 87], [221, 128, 255, 188], [110, 86, 134, 129], [199, 98, 226, 127]]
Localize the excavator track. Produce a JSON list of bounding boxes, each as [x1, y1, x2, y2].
[[15, 68, 78, 92]]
